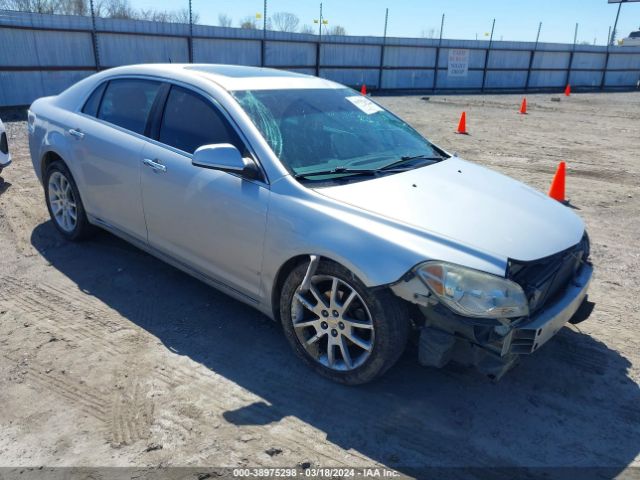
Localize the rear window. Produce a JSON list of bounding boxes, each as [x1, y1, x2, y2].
[[81, 82, 106, 117], [98, 79, 161, 135]]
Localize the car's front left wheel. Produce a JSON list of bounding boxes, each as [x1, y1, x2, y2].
[[280, 260, 410, 385], [44, 161, 95, 241]]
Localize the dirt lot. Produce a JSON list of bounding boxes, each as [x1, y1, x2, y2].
[[0, 92, 639, 477]]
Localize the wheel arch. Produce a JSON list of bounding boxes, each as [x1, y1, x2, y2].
[[270, 253, 380, 322], [41, 150, 66, 181], [271, 254, 313, 322]]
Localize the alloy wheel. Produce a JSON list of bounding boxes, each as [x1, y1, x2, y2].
[[291, 275, 375, 371], [48, 171, 78, 233]]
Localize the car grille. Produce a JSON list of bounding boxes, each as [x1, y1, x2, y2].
[[507, 233, 590, 314], [0, 132, 7, 154]]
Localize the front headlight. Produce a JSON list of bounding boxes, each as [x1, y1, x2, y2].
[[416, 261, 529, 319]]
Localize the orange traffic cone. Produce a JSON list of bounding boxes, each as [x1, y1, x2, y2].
[[564, 84, 571, 96], [519, 97, 527, 114], [456, 111, 468, 134], [360, 84, 367, 95], [548, 161, 566, 202]]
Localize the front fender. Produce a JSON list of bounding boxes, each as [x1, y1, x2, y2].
[[261, 177, 507, 313]]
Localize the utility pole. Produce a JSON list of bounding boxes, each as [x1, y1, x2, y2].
[[610, 1, 623, 45], [382, 7, 389, 39], [319, 3, 324, 39]]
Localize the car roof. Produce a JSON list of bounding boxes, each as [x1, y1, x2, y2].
[[100, 63, 343, 91]]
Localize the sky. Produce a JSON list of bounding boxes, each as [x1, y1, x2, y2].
[[132, 0, 640, 45]]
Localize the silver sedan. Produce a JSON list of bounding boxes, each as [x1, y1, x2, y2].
[[28, 64, 592, 384]]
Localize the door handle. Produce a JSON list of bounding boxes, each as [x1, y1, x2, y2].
[[68, 128, 85, 140], [143, 158, 167, 173]]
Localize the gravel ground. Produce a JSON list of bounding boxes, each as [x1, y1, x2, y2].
[[0, 92, 639, 477]]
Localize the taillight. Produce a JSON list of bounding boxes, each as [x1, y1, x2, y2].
[[27, 110, 36, 135]]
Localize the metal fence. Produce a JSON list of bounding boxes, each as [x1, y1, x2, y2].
[[1, 10, 640, 106]]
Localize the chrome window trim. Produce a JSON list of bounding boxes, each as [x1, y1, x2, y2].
[[74, 73, 270, 187]]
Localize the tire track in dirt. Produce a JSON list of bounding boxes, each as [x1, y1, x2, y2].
[[0, 275, 129, 357], [110, 376, 154, 446], [143, 360, 377, 466], [0, 185, 46, 256], [2, 354, 109, 422], [148, 360, 475, 467]]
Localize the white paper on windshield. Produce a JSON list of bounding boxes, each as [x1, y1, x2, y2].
[[346, 96, 383, 115]]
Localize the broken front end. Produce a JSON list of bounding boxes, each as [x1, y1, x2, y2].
[[391, 234, 593, 380]]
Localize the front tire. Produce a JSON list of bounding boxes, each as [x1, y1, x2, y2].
[[280, 260, 410, 385], [44, 161, 95, 241]]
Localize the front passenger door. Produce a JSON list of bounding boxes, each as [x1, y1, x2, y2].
[[140, 86, 269, 300]]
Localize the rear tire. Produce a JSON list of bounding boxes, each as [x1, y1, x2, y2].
[[44, 161, 95, 241], [280, 260, 410, 385]]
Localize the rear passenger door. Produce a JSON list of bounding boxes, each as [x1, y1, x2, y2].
[[71, 78, 161, 242], [140, 85, 269, 300]]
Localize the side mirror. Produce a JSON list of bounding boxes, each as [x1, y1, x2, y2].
[[192, 144, 260, 180]]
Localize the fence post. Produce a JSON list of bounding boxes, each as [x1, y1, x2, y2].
[[89, 0, 100, 71], [316, 3, 322, 77], [481, 19, 495, 92], [377, 8, 388, 91], [188, 0, 193, 63], [565, 23, 578, 90], [525, 22, 542, 91], [432, 13, 445, 91], [600, 46, 611, 90], [261, 0, 267, 67]]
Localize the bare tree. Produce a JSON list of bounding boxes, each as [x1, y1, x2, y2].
[[299, 24, 315, 35], [271, 11, 299, 32], [0, 0, 57, 13], [170, 8, 198, 24], [101, 0, 134, 19], [421, 27, 436, 38], [218, 13, 232, 27], [327, 25, 346, 36], [1, 0, 199, 22], [55, 0, 87, 15], [240, 15, 257, 29]]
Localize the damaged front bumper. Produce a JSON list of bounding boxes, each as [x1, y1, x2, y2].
[[392, 262, 593, 379], [505, 263, 592, 355]]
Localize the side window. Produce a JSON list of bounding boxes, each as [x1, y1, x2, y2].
[[81, 82, 106, 117], [98, 79, 161, 135], [159, 86, 243, 154]]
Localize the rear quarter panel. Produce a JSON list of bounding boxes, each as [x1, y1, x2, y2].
[[29, 97, 74, 184]]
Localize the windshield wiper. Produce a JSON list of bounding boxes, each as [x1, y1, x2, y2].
[[293, 166, 407, 180], [379, 154, 445, 171]]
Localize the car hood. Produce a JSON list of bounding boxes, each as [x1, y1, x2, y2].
[[313, 157, 584, 263]]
